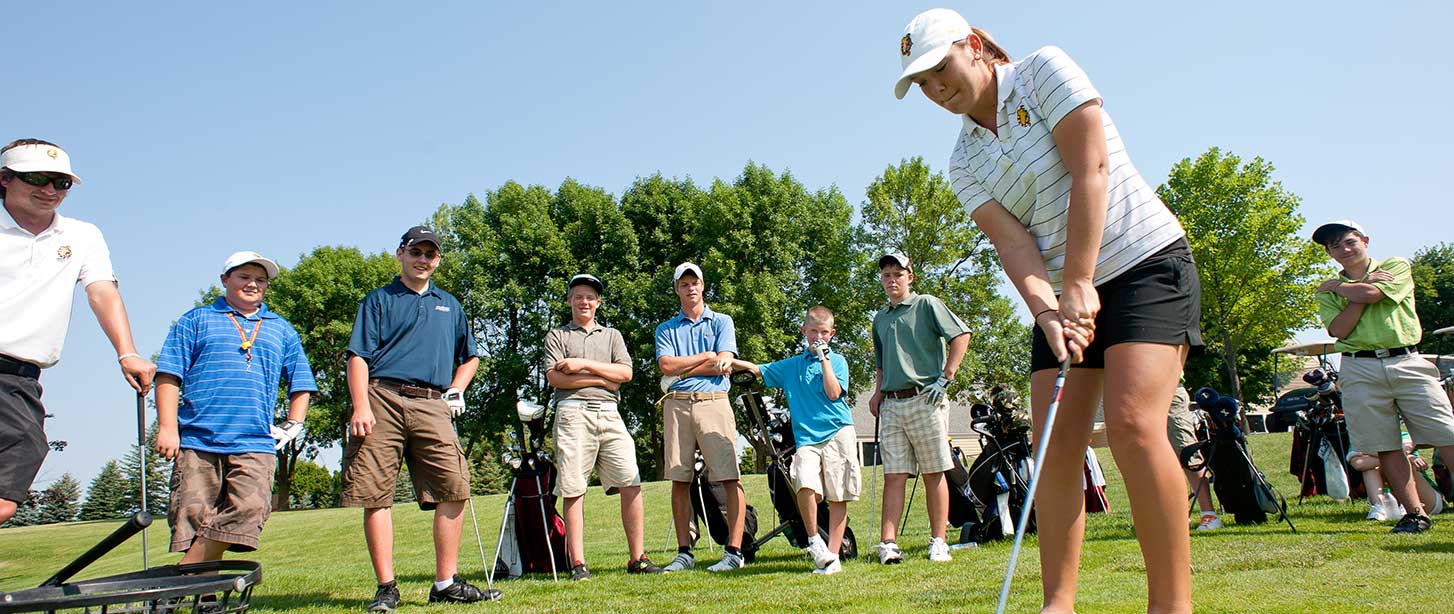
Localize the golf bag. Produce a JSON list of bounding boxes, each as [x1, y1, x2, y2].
[[1083, 448, 1110, 513], [1180, 388, 1295, 530], [1287, 368, 1364, 501], [688, 452, 761, 562], [961, 388, 1037, 543], [730, 371, 858, 560], [944, 443, 982, 530], [493, 413, 570, 578]]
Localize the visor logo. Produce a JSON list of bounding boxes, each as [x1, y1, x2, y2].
[[901, 34, 913, 57], [46, 148, 59, 159]]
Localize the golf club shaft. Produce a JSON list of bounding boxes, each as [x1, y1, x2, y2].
[[534, 474, 559, 582], [453, 421, 494, 591], [996, 360, 1070, 614], [868, 415, 878, 557], [135, 392, 149, 570], [490, 478, 517, 585]]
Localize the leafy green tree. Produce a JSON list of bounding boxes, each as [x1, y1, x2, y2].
[[36, 473, 82, 524], [265, 246, 399, 510], [1413, 242, 1454, 356], [859, 157, 1030, 397], [287, 460, 336, 509], [1158, 148, 1333, 406], [79, 460, 130, 521]]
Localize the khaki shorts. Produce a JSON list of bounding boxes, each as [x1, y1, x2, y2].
[[662, 394, 740, 483], [554, 400, 641, 498], [791, 425, 861, 502], [1341, 354, 1454, 453], [1166, 386, 1200, 457], [340, 384, 470, 509], [880, 392, 951, 476], [168, 449, 275, 552]]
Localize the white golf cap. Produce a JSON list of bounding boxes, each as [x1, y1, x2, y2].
[[1311, 219, 1366, 245], [878, 253, 912, 271], [0, 143, 82, 182], [893, 8, 973, 100], [673, 262, 704, 282], [222, 251, 280, 278]]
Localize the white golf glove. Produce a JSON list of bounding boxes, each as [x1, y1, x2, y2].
[[444, 387, 466, 417], [270, 420, 304, 450], [810, 341, 830, 362], [924, 376, 951, 406]]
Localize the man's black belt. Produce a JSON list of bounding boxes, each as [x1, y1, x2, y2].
[[0, 354, 41, 379], [1342, 345, 1418, 359], [883, 387, 920, 399], [370, 378, 443, 400]]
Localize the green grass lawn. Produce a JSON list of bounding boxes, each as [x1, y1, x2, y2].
[[3, 432, 1451, 613]]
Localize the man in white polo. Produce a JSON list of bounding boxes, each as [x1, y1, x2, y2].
[[0, 138, 156, 525]]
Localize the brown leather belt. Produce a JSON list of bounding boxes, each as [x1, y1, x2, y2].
[[882, 387, 920, 400], [370, 378, 442, 400], [666, 391, 729, 401]]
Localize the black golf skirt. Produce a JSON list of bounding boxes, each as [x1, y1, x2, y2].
[[1031, 237, 1203, 373]]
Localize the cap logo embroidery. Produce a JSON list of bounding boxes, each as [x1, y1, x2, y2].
[[1016, 105, 1030, 127], [46, 148, 59, 160], [57, 245, 72, 260], [901, 33, 913, 56]]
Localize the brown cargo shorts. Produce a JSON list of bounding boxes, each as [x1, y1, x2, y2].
[[168, 449, 276, 552], [340, 382, 471, 509]]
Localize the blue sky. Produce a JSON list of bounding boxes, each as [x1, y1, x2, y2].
[[12, 1, 1452, 489]]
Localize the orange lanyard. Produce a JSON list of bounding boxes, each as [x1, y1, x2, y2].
[[226, 312, 263, 364]]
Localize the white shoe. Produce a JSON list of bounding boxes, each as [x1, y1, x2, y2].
[[928, 537, 952, 562], [812, 557, 842, 575], [661, 552, 695, 572], [805, 535, 834, 569], [707, 551, 745, 572], [875, 541, 903, 565], [1367, 497, 1389, 521], [1194, 513, 1223, 531], [1384, 496, 1406, 521]]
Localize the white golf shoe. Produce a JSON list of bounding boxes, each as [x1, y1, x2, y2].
[[928, 537, 952, 562]]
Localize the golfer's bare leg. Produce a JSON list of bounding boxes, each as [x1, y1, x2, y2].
[[1378, 452, 1425, 516], [1103, 342, 1192, 614], [619, 485, 646, 560], [796, 488, 820, 536], [826, 501, 848, 554], [432, 501, 465, 582], [363, 507, 395, 583], [563, 495, 586, 564], [1183, 468, 1214, 514], [722, 479, 746, 549], [671, 481, 694, 548], [0, 499, 17, 525], [1030, 366, 1101, 614], [922, 471, 949, 540], [179, 536, 231, 564], [879, 473, 907, 542]]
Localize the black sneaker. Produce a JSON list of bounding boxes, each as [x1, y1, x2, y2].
[[428, 575, 499, 603], [570, 563, 592, 581], [628, 555, 664, 574], [1391, 513, 1432, 534], [368, 582, 401, 612]]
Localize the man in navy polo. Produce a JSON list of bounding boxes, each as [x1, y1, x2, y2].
[[155, 251, 316, 563], [341, 226, 495, 611], [655, 262, 748, 573]]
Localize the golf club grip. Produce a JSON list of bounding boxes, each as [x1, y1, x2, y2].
[[41, 511, 153, 587]]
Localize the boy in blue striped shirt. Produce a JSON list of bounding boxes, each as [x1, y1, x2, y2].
[[155, 251, 316, 564]]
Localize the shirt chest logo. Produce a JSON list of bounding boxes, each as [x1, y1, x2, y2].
[[1016, 105, 1031, 127], [57, 245, 72, 260], [434, 305, 451, 312]]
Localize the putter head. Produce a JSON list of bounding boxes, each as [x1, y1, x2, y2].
[[482, 588, 503, 601], [516, 398, 545, 422]]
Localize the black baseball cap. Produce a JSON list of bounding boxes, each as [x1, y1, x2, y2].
[[569, 273, 605, 294], [399, 225, 441, 249]]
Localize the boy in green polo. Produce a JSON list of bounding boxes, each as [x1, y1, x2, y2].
[[869, 254, 970, 563], [1314, 219, 1454, 534]]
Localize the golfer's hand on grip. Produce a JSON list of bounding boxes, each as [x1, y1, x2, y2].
[[1036, 310, 1085, 365], [869, 390, 883, 417], [155, 424, 180, 460], [120, 355, 158, 395]]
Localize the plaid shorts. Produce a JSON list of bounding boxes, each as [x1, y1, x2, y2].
[[168, 449, 276, 552], [879, 392, 951, 475]]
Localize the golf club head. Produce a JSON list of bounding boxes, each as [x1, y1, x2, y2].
[[516, 398, 545, 422], [971, 419, 994, 437]]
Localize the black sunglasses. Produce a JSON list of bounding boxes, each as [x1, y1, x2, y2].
[[11, 171, 74, 191]]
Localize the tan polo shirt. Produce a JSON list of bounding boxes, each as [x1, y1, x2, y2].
[[544, 321, 630, 404]]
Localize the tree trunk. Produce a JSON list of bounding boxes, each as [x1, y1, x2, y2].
[[1221, 330, 1253, 433]]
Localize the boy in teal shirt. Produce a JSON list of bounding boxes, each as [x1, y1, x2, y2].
[[733, 306, 858, 574]]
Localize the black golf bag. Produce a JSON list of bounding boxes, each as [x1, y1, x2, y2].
[[1288, 368, 1363, 501], [960, 388, 1037, 543], [688, 452, 761, 562], [494, 415, 570, 578], [1179, 388, 1295, 530], [730, 370, 858, 560]]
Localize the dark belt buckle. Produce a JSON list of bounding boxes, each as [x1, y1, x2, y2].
[[1375, 348, 1391, 359]]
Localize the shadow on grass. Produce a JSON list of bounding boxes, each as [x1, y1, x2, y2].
[[251, 592, 373, 610], [1379, 541, 1454, 554]]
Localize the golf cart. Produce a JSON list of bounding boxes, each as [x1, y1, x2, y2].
[[1268, 340, 1339, 432]]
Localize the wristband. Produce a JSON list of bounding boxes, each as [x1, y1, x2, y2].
[[117, 353, 143, 363], [1033, 308, 1057, 322]]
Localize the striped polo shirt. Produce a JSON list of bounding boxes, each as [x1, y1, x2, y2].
[[157, 297, 317, 454], [949, 46, 1184, 291]]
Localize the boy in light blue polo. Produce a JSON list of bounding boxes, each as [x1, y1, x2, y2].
[[733, 306, 858, 575]]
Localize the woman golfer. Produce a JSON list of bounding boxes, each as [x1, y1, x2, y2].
[[892, 8, 1199, 614]]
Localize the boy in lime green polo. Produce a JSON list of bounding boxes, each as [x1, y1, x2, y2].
[[1315, 220, 1454, 534]]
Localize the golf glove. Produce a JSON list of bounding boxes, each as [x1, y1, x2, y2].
[[810, 340, 830, 362], [270, 420, 304, 450], [924, 376, 951, 405], [444, 387, 466, 417]]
